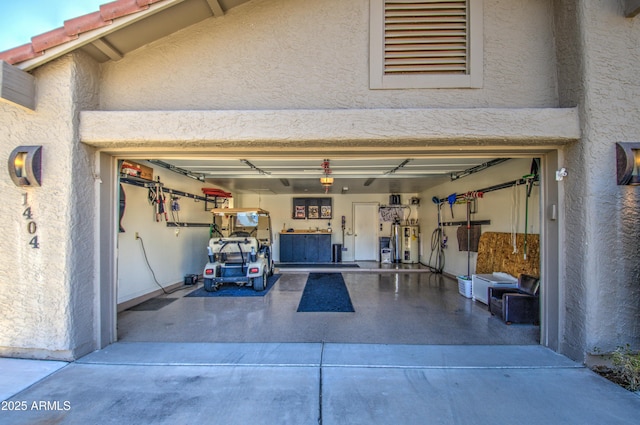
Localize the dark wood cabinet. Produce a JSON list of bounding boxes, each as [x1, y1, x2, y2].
[[279, 233, 331, 263]]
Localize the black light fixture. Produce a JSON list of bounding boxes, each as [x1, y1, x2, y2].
[[8, 145, 42, 187], [616, 142, 640, 185]]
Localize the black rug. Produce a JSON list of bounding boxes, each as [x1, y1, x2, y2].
[[128, 298, 177, 311], [185, 274, 280, 297], [277, 263, 359, 269], [297, 272, 355, 313]]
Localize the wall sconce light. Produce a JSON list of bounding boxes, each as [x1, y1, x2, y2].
[[616, 142, 640, 185], [8, 145, 42, 187]]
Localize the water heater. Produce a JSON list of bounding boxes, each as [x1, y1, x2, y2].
[[401, 225, 419, 264]]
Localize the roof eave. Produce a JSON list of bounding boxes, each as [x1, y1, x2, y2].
[[16, 0, 186, 72]]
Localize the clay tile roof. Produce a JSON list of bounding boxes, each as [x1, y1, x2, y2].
[[64, 12, 112, 37], [0, 43, 40, 65], [0, 0, 169, 67], [31, 27, 79, 53], [100, 0, 150, 21]]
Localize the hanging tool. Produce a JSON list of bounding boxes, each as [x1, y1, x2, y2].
[[428, 198, 446, 273], [147, 177, 167, 222], [466, 196, 471, 279], [447, 193, 457, 219], [522, 159, 540, 260], [147, 183, 158, 220], [158, 182, 168, 222], [511, 181, 520, 254], [154, 180, 162, 222]]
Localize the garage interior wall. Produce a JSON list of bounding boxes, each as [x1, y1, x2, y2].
[[117, 162, 220, 305], [236, 192, 419, 263], [418, 158, 540, 278]]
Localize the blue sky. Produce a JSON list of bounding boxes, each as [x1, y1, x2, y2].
[[0, 1, 105, 52]]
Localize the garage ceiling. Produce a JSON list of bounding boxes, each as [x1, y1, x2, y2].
[[149, 156, 508, 195]]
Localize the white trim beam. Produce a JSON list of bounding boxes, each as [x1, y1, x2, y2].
[[91, 38, 123, 61], [205, 0, 225, 16], [80, 108, 580, 152]]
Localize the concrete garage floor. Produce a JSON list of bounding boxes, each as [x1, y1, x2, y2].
[[6, 270, 640, 424], [117, 269, 539, 345]]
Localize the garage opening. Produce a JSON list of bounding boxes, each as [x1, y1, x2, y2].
[[106, 154, 550, 346]]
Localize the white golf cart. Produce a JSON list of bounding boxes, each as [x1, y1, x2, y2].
[[203, 208, 274, 292]]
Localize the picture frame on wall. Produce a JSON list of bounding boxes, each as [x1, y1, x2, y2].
[[308, 205, 319, 219], [295, 205, 306, 219], [321, 205, 332, 218], [292, 197, 332, 219]]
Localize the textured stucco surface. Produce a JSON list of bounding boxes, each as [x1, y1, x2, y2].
[[79, 108, 579, 150], [98, 0, 559, 111], [0, 53, 98, 360], [554, 0, 640, 359]]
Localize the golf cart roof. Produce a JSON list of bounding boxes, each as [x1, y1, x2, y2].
[[210, 208, 270, 215]]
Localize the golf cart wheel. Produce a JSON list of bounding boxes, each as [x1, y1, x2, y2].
[[253, 271, 267, 291], [204, 278, 217, 292]]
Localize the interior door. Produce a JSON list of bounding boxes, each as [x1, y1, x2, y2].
[[353, 203, 379, 261]]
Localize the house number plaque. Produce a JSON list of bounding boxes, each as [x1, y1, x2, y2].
[[22, 193, 40, 249]]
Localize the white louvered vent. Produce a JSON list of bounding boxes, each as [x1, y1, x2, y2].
[[384, 0, 469, 76]]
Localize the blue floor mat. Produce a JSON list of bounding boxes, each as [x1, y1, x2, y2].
[[185, 274, 280, 297], [297, 272, 355, 312]]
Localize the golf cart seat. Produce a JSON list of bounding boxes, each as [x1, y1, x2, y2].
[[229, 231, 251, 237]]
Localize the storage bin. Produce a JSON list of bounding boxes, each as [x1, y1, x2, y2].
[[457, 276, 472, 298], [380, 248, 392, 263], [332, 244, 342, 263], [184, 274, 198, 285]]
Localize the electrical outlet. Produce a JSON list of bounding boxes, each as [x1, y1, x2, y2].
[[135, 232, 139, 239]]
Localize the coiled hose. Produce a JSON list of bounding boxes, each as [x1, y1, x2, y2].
[[428, 227, 445, 274]]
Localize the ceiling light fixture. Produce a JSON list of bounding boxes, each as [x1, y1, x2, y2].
[[320, 159, 333, 193]]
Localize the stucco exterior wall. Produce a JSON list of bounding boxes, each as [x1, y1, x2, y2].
[[553, 0, 640, 359], [98, 0, 558, 111], [0, 53, 99, 360]]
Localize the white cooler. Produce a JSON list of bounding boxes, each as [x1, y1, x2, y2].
[[471, 272, 518, 304]]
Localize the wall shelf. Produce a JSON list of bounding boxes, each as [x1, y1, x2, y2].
[[120, 175, 229, 210]]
